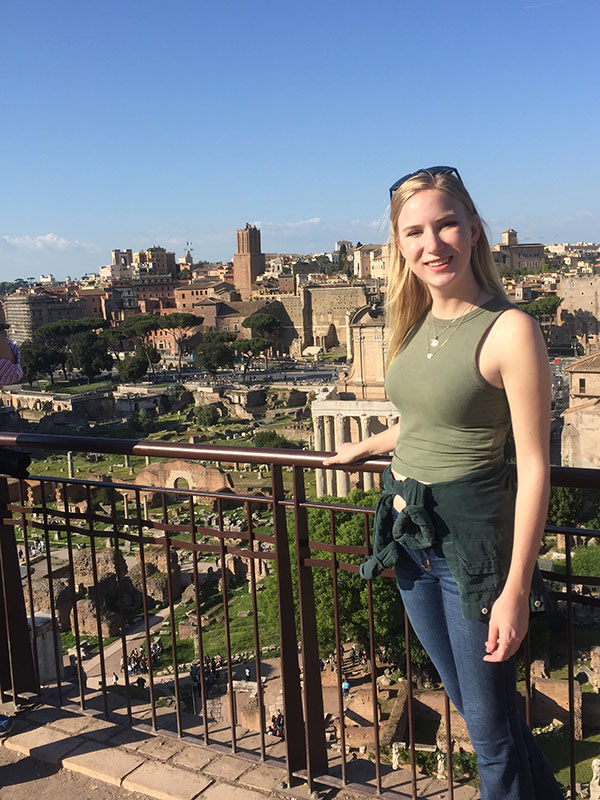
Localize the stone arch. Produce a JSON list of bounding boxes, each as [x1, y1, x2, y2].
[[133, 460, 234, 501]]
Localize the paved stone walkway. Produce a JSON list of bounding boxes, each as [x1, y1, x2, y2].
[[0, 702, 480, 800]]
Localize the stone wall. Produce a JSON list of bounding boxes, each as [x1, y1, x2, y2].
[[532, 678, 583, 739], [132, 460, 234, 499], [561, 401, 600, 468]]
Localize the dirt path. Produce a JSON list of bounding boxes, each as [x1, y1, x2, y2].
[[0, 745, 148, 799]]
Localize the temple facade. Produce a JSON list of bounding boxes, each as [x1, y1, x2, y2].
[[312, 303, 398, 497]]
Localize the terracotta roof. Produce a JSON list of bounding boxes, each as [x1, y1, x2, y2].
[[562, 398, 600, 415], [566, 353, 600, 373]]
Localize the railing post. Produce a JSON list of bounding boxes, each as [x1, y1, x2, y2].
[[292, 466, 328, 790], [0, 476, 37, 703], [271, 465, 306, 788]]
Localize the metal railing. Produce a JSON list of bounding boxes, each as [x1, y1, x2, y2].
[[0, 431, 598, 799]]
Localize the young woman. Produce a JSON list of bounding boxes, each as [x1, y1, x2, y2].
[[324, 167, 562, 799]]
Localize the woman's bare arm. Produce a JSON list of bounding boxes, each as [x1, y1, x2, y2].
[[322, 421, 401, 466], [483, 310, 551, 663]]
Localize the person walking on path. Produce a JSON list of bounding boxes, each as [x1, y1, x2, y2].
[[324, 166, 562, 799]]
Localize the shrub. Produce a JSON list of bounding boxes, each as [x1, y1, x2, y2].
[[194, 404, 220, 426]]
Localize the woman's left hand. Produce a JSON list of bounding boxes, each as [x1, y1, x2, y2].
[[483, 589, 529, 662]]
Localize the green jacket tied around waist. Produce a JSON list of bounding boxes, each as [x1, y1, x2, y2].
[[359, 462, 551, 622]]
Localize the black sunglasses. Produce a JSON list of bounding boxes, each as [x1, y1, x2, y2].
[[389, 166, 463, 200]]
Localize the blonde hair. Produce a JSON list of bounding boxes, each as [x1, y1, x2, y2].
[[385, 170, 506, 363]]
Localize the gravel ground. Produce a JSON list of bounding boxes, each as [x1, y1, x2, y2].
[[0, 744, 149, 800]]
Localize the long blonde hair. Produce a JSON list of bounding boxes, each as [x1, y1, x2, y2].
[[386, 170, 506, 363]]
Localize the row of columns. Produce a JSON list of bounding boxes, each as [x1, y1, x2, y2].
[[313, 413, 399, 498]]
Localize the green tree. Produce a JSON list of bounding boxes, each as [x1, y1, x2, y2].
[[20, 340, 62, 385], [193, 331, 236, 377], [33, 317, 109, 380], [520, 296, 562, 320], [100, 328, 127, 361], [133, 408, 154, 433], [117, 353, 148, 384], [242, 312, 281, 369], [179, 268, 191, 280], [66, 331, 113, 383], [547, 486, 583, 528], [118, 315, 162, 376], [194, 404, 220, 426], [0, 279, 28, 295], [34, 317, 109, 345], [158, 312, 202, 377], [253, 430, 291, 448], [234, 337, 270, 380]]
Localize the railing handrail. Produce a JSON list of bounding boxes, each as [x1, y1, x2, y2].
[[1, 431, 600, 488], [0, 431, 388, 472]]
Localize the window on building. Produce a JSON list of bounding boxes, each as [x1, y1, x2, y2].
[[579, 378, 586, 393]]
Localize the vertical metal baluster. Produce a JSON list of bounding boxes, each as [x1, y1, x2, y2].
[[19, 479, 40, 690], [0, 480, 19, 705], [292, 465, 328, 794], [246, 499, 266, 761], [40, 481, 63, 705], [163, 493, 182, 737], [63, 482, 86, 709], [404, 611, 417, 800], [86, 485, 108, 717], [272, 464, 305, 789], [444, 690, 454, 799], [565, 531, 576, 800], [524, 631, 532, 728], [189, 495, 209, 744], [135, 490, 157, 731], [217, 496, 237, 752], [330, 508, 347, 785], [364, 514, 382, 796], [111, 487, 132, 725]]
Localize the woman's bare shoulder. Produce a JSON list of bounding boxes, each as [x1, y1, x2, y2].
[[490, 305, 542, 342]]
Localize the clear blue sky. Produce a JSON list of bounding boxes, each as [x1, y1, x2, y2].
[[1, 0, 598, 281]]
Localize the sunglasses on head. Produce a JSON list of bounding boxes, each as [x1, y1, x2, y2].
[[389, 166, 464, 200]]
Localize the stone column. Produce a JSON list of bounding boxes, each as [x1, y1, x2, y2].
[[123, 494, 132, 552], [313, 415, 326, 497], [334, 414, 350, 497], [360, 415, 374, 490], [324, 416, 336, 496]]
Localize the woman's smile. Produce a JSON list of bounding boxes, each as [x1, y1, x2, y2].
[[424, 257, 452, 271]]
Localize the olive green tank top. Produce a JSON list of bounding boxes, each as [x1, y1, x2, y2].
[[385, 296, 514, 482]]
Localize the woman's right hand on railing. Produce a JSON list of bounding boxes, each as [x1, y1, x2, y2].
[[322, 442, 366, 467]]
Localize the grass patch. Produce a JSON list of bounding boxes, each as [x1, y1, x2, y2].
[[60, 631, 118, 654], [51, 379, 113, 395], [537, 726, 600, 787], [154, 582, 280, 668]]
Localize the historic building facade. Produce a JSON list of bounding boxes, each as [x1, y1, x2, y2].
[[311, 304, 398, 497], [233, 224, 266, 300]]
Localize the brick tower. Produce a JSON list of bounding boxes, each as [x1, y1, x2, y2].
[[233, 223, 266, 300]]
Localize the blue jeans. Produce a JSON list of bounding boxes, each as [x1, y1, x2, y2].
[[394, 540, 562, 800]]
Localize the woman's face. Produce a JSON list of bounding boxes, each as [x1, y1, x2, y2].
[[395, 188, 481, 295]]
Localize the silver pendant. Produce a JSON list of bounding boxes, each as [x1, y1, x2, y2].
[[427, 352, 434, 359], [430, 338, 439, 347]]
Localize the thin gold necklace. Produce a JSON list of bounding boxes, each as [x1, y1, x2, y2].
[[426, 302, 476, 360]]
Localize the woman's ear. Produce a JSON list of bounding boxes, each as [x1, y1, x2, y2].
[[394, 227, 404, 257]]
